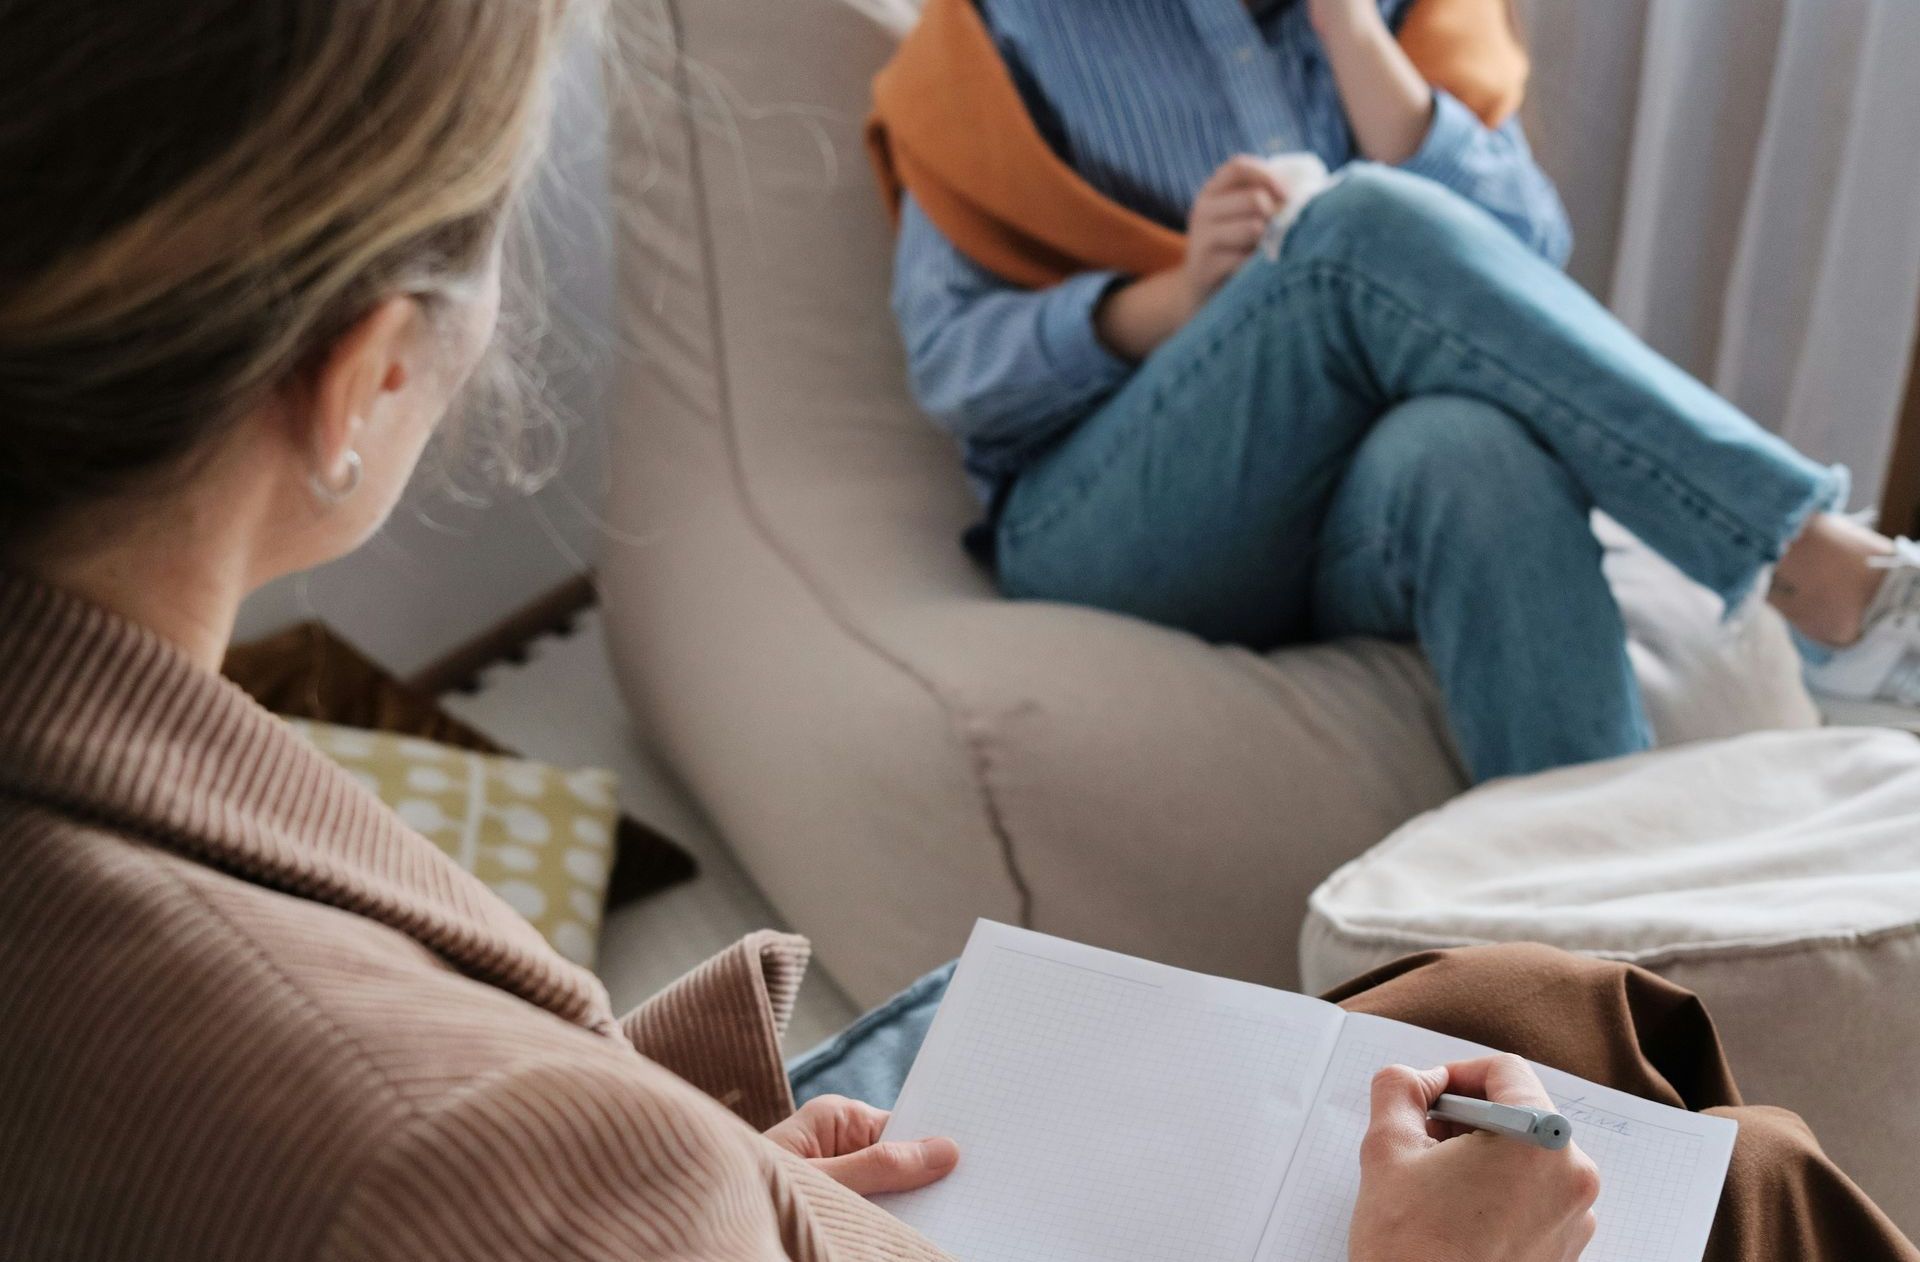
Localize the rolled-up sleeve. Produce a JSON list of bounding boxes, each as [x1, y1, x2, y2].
[[892, 195, 1132, 452], [620, 931, 810, 1132], [1398, 88, 1573, 266]]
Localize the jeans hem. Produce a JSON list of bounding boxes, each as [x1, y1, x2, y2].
[[785, 961, 956, 1088], [1716, 462, 1850, 616]]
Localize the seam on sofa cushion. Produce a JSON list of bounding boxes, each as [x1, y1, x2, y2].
[[1310, 911, 1920, 972], [662, 0, 1033, 924]]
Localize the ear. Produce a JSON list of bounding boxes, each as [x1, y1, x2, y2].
[[306, 297, 419, 481]]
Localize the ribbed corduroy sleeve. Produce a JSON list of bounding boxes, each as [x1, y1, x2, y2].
[[318, 1057, 797, 1262], [622, 931, 812, 1131]]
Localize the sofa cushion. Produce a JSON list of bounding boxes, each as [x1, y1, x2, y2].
[[1301, 727, 1920, 1230], [291, 721, 621, 968]]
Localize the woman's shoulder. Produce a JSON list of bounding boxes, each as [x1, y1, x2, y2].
[[1, 797, 644, 1087], [0, 802, 777, 1259], [0, 804, 400, 1253]]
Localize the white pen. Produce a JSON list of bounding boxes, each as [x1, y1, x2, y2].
[[1428, 1093, 1574, 1151]]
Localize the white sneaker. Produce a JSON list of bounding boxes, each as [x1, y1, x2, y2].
[[1805, 540, 1920, 730]]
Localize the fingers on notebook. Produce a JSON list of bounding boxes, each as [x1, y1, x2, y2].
[[815, 1137, 962, 1196]]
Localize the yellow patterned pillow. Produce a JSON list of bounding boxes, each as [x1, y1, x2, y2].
[[289, 720, 618, 968]]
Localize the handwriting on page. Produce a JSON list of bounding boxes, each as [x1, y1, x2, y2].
[[1262, 1043, 1710, 1262], [1543, 1094, 1705, 1259], [1556, 1097, 1634, 1136]]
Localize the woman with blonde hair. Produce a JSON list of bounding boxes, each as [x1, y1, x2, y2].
[[0, 2, 1909, 1259]]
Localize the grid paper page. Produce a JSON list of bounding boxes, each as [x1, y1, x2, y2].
[[1256, 1014, 1736, 1262], [879, 922, 1343, 1262]]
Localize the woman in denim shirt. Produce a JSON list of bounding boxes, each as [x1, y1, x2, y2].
[[891, 0, 1917, 781]]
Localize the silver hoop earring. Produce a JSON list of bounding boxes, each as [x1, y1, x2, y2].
[[309, 450, 364, 506]]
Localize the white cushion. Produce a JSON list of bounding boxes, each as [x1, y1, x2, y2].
[[1302, 727, 1920, 1231], [596, 0, 1820, 1007]]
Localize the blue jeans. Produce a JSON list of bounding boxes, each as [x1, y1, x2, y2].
[[995, 166, 1842, 782], [790, 962, 956, 1111]]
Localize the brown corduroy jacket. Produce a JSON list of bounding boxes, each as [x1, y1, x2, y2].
[[0, 573, 951, 1261], [4, 573, 1914, 1260]]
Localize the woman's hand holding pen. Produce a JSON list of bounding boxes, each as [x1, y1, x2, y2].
[[1093, 156, 1288, 362], [1349, 1055, 1602, 1262]]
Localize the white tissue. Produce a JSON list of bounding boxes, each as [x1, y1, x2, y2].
[[1257, 152, 1339, 260]]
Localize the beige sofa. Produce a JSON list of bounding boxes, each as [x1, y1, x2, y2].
[[596, 0, 1819, 1007]]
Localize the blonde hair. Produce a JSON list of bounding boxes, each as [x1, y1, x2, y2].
[[0, 0, 570, 542]]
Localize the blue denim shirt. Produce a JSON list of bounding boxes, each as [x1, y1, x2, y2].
[[892, 0, 1574, 502]]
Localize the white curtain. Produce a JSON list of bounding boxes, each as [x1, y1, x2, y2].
[[1519, 0, 1920, 505]]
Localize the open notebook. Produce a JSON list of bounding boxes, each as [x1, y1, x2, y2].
[[877, 922, 1736, 1262]]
